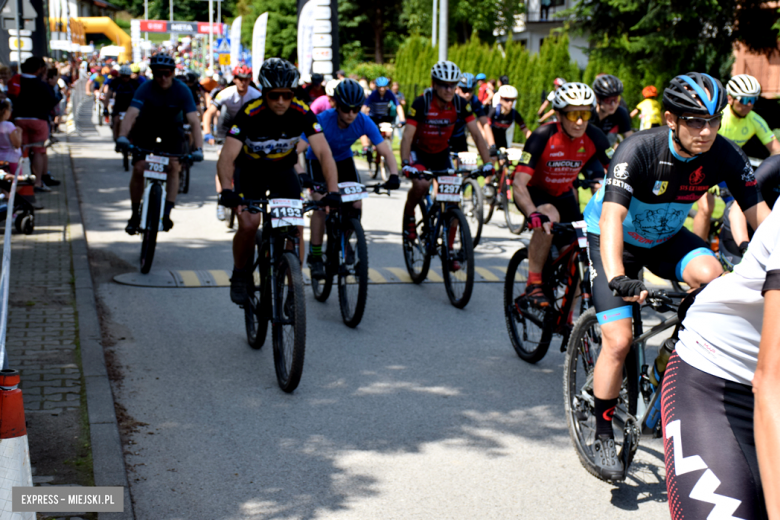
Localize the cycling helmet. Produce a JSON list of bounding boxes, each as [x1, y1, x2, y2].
[[663, 72, 727, 116], [185, 69, 200, 82], [149, 54, 175, 70], [497, 85, 518, 99], [727, 74, 761, 98], [130, 63, 141, 73], [311, 73, 324, 85], [554, 77, 567, 87], [325, 79, 341, 97], [552, 82, 596, 110], [431, 61, 462, 83], [592, 74, 624, 98], [119, 65, 132, 76], [232, 65, 252, 79], [258, 58, 300, 90], [333, 78, 365, 108], [459, 73, 475, 89], [109, 69, 119, 77], [375, 76, 390, 88], [101, 66, 111, 75], [475, 73, 486, 81], [642, 85, 658, 98]]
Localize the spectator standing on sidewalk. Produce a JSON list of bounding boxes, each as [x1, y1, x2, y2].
[[11, 57, 58, 192], [0, 99, 22, 178]]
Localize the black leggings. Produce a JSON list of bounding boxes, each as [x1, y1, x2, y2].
[[661, 352, 766, 520]]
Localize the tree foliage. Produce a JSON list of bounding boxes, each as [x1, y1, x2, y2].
[[339, 0, 405, 64], [234, 0, 298, 61]]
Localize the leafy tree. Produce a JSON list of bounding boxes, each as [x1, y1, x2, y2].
[[338, 0, 405, 64], [234, 0, 298, 61]]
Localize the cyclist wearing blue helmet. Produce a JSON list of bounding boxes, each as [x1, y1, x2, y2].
[[363, 76, 405, 126], [450, 73, 493, 153]]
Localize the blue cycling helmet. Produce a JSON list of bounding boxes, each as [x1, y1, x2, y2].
[[475, 73, 486, 81], [663, 72, 727, 116], [459, 73, 475, 89], [375, 76, 390, 87]]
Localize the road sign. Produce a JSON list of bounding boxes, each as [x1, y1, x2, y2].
[[9, 36, 31, 51], [215, 38, 229, 53], [218, 53, 230, 65]]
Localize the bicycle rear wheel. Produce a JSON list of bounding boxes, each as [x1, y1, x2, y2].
[[441, 208, 475, 308], [181, 161, 190, 194], [504, 248, 554, 362], [140, 183, 162, 274], [403, 201, 431, 284], [246, 231, 269, 349], [563, 308, 638, 482], [501, 173, 525, 234], [461, 178, 484, 247], [338, 218, 369, 327], [272, 251, 307, 393]]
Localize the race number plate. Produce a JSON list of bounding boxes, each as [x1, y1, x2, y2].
[[269, 199, 304, 228], [338, 182, 368, 202], [143, 154, 170, 180], [457, 152, 478, 166], [572, 220, 588, 248], [379, 122, 394, 135], [437, 176, 462, 202], [506, 148, 524, 162]]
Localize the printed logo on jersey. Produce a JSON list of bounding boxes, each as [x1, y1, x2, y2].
[[741, 163, 756, 184], [520, 151, 532, 164], [689, 166, 705, 185], [606, 178, 633, 193], [653, 181, 668, 196], [546, 160, 583, 169], [229, 125, 241, 136], [244, 137, 299, 157], [632, 208, 686, 237], [465, 103, 472, 113], [313, 122, 323, 133], [577, 146, 586, 154], [550, 151, 565, 157], [613, 162, 629, 180], [409, 107, 416, 117]]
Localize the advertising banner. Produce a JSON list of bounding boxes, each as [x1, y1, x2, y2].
[[229, 16, 241, 66], [297, 0, 338, 78], [251, 12, 267, 72]]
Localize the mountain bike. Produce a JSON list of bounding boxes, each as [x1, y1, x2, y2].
[[178, 124, 192, 194], [403, 167, 480, 308], [369, 122, 404, 181], [452, 151, 484, 247], [118, 111, 129, 171], [241, 195, 320, 392], [564, 290, 688, 482], [309, 179, 394, 327], [130, 146, 189, 274], [484, 147, 526, 234]]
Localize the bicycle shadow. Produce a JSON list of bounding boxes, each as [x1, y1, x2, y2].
[[610, 445, 668, 510]]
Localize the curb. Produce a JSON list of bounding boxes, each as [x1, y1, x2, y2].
[[62, 140, 135, 520]]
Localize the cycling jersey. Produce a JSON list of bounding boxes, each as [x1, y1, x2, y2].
[[309, 95, 332, 115], [590, 105, 631, 136], [110, 78, 140, 114], [721, 154, 780, 245], [584, 127, 762, 248], [634, 98, 662, 130], [89, 73, 105, 90], [365, 90, 399, 119], [212, 85, 262, 121], [719, 104, 776, 148], [451, 96, 486, 139], [302, 108, 382, 162], [514, 121, 610, 197], [129, 79, 197, 154], [228, 97, 321, 173], [407, 89, 474, 155], [488, 106, 527, 149]]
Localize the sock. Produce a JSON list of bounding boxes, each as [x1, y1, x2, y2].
[[528, 271, 542, 286], [594, 397, 618, 438], [164, 200, 175, 218], [309, 244, 322, 259], [131, 202, 140, 218]]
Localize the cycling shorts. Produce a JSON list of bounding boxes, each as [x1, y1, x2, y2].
[[235, 166, 302, 201], [587, 228, 715, 324], [371, 115, 394, 127], [308, 157, 360, 185], [661, 352, 766, 520], [410, 149, 452, 173], [449, 134, 469, 153], [131, 136, 185, 165], [523, 186, 581, 224]]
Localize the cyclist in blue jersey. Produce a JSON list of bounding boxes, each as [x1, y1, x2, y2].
[[360, 76, 406, 153], [582, 72, 770, 480], [300, 79, 400, 279], [450, 73, 493, 154]]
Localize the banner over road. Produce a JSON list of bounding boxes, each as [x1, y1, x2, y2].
[[138, 20, 226, 35]]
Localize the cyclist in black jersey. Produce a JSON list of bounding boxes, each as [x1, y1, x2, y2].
[[487, 84, 531, 148], [107, 65, 140, 141], [582, 72, 770, 481], [216, 58, 339, 305], [449, 73, 493, 154], [590, 75, 633, 147]]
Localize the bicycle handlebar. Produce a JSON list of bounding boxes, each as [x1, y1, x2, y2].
[[128, 145, 190, 159]]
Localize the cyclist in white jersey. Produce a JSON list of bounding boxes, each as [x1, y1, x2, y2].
[[661, 199, 780, 520]]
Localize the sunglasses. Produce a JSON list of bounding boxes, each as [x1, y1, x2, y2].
[[338, 103, 361, 114], [678, 114, 722, 130], [266, 91, 294, 101], [152, 69, 173, 78], [598, 95, 620, 105], [501, 97, 516, 103], [459, 87, 473, 94], [434, 81, 458, 91], [737, 96, 757, 105], [563, 110, 592, 122]]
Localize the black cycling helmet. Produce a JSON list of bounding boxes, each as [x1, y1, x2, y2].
[[333, 78, 365, 108], [663, 72, 727, 116], [184, 69, 199, 83], [149, 53, 175, 70], [258, 58, 300, 90], [310, 73, 324, 85], [592, 74, 624, 98]]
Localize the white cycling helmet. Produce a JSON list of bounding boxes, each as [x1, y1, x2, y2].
[[431, 61, 462, 83], [552, 82, 596, 110], [727, 74, 761, 98], [497, 85, 518, 99], [325, 78, 341, 97]]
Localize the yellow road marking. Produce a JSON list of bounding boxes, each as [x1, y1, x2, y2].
[[208, 270, 231, 286], [385, 267, 413, 283], [475, 267, 499, 282], [427, 269, 443, 282], [177, 270, 201, 287], [368, 268, 387, 283], [492, 265, 508, 274]]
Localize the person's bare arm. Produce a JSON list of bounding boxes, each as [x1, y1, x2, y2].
[[754, 289, 780, 520], [537, 99, 550, 116], [539, 109, 556, 122], [296, 140, 309, 155], [202, 104, 217, 137], [766, 139, 780, 156], [728, 202, 751, 245], [745, 201, 771, 232], [466, 118, 491, 164], [629, 108, 639, 118], [623, 130, 634, 139], [400, 124, 416, 163], [118, 106, 140, 137], [511, 172, 539, 217], [9, 127, 22, 149], [478, 115, 494, 147], [186, 111, 203, 149], [397, 104, 405, 122], [600, 201, 646, 302], [375, 140, 398, 173], [216, 137, 242, 190], [308, 133, 338, 192]]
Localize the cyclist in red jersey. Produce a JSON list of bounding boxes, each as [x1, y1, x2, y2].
[[512, 82, 611, 306], [400, 61, 494, 237]]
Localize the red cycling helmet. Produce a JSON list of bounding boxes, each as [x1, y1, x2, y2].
[[233, 65, 252, 79]]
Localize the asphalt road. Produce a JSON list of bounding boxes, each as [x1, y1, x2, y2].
[[68, 124, 670, 520]]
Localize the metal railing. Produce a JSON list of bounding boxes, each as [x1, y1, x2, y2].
[[0, 169, 21, 370]]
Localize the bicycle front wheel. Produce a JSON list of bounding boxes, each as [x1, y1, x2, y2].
[[246, 231, 269, 349], [140, 183, 162, 274], [181, 161, 190, 194], [441, 208, 475, 308], [311, 225, 334, 302], [563, 308, 638, 482], [338, 218, 369, 327], [501, 174, 525, 234], [484, 182, 498, 224], [403, 201, 431, 284], [503, 248, 553, 362], [123, 150, 129, 172], [272, 251, 307, 393], [461, 178, 484, 247]]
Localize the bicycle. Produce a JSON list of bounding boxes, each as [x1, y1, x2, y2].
[[178, 124, 192, 194], [117, 111, 130, 172], [129, 146, 190, 274], [484, 147, 526, 235], [240, 195, 320, 392], [452, 151, 484, 247], [403, 167, 479, 308], [563, 289, 688, 482], [368, 121, 404, 181]]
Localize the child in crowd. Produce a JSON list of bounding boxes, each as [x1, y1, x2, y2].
[[630, 85, 663, 131], [0, 100, 21, 175]]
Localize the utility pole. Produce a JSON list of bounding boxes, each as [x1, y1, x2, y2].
[[208, 0, 214, 71], [431, 0, 437, 47], [14, 0, 22, 68], [438, 0, 447, 61], [144, 0, 148, 43]]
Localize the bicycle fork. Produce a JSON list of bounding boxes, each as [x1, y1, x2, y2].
[[140, 180, 166, 231]]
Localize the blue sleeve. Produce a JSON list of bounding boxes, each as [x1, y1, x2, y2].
[[362, 114, 384, 145], [129, 82, 149, 110]]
